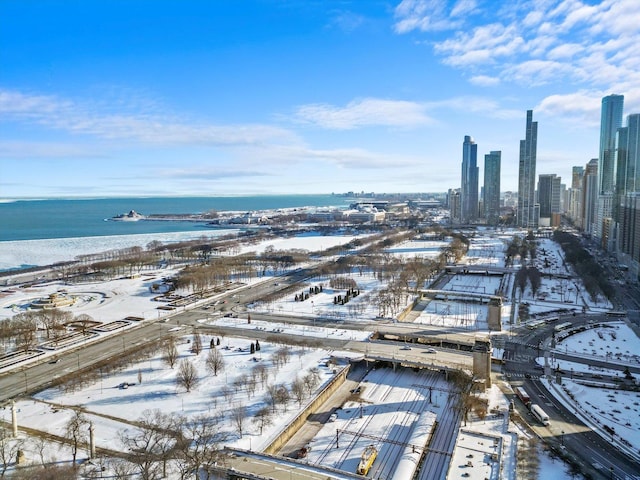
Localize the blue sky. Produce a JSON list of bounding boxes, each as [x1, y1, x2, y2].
[[1, 0, 639, 198]]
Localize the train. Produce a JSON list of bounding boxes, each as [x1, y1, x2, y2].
[[356, 445, 378, 475]]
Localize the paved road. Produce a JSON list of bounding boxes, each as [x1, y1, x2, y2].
[[503, 317, 640, 480]]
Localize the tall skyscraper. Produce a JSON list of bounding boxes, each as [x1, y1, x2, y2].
[[568, 166, 584, 227], [517, 110, 538, 229], [616, 114, 640, 196], [483, 151, 501, 225], [460, 135, 479, 222], [537, 174, 561, 226], [595, 94, 624, 242], [583, 159, 598, 235], [617, 114, 640, 277], [599, 94, 625, 194]]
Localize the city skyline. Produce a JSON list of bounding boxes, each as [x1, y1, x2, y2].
[[1, 0, 640, 198]]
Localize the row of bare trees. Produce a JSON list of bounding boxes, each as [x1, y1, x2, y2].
[[1, 309, 95, 355]]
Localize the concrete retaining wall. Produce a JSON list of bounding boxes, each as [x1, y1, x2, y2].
[[263, 364, 351, 455]]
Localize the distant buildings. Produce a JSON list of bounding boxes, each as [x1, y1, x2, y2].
[[517, 110, 539, 229], [483, 151, 501, 225], [460, 135, 479, 223]]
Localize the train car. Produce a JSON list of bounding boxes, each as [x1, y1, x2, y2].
[[531, 403, 550, 426], [356, 445, 378, 475]]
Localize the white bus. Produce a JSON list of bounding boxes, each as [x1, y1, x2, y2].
[[527, 319, 547, 330], [554, 322, 572, 333], [530, 404, 550, 426]]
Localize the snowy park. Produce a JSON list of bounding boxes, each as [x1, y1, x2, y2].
[[0, 228, 638, 479]]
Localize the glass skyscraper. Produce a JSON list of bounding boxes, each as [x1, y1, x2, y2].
[[595, 94, 624, 243], [517, 110, 538, 228], [460, 135, 479, 222], [483, 151, 501, 225]]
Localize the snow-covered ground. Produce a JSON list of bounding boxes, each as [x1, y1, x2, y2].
[[537, 321, 640, 455], [1, 229, 638, 479]]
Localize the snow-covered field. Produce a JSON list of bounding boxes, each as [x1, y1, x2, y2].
[[1, 229, 638, 479]]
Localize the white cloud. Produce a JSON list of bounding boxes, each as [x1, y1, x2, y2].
[[426, 95, 521, 119], [0, 89, 298, 147], [503, 59, 574, 86], [469, 75, 500, 87], [393, 0, 640, 97], [547, 42, 583, 60], [450, 0, 478, 17], [293, 98, 434, 130], [535, 90, 603, 126], [435, 23, 526, 66], [393, 0, 462, 33]]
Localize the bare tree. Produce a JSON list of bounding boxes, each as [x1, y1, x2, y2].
[[164, 337, 179, 369], [174, 413, 228, 480], [30, 435, 49, 468], [190, 332, 203, 355], [0, 425, 23, 477], [9, 465, 78, 480], [176, 359, 199, 392], [205, 348, 225, 376], [109, 459, 137, 480], [264, 384, 278, 413], [38, 308, 72, 340], [231, 404, 248, 438], [221, 385, 234, 403], [274, 384, 291, 412], [119, 409, 181, 480], [252, 406, 274, 435], [233, 374, 247, 394], [245, 374, 257, 399], [252, 363, 269, 389], [65, 410, 89, 466], [291, 377, 306, 406], [303, 368, 322, 395], [73, 313, 95, 336], [14, 312, 38, 353]]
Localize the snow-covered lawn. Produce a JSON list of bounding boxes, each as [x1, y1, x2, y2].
[[7, 333, 340, 457], [2, 228, 639, 479], [554, 321, 640, 365]]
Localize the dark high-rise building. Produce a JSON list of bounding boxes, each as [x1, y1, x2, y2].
[[460, 135, 479, 222], [537, 174, 561, 226], [517, 110, 538, 228], [483, 151, 501, 225]]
